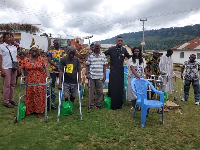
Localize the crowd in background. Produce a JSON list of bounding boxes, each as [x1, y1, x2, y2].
[[0, 32, 200, 118]]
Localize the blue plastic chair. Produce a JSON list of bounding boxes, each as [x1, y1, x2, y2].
[[104, 69, 110, 88], [123, 72, 128, 104], [130, 78, 164, 127]]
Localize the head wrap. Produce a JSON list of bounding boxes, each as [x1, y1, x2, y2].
[[30, 45, 39, 50]]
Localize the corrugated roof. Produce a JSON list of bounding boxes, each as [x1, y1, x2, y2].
[[172, 38, 200, 50]]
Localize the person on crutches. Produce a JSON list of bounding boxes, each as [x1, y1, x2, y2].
[[57, 46, 82, 110], [181, 54, 200, 105]]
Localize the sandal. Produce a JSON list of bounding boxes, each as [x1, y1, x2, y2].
[[10, 101, 18, 106], [130, 106, 134, 110], [3, 103, 14, 108]]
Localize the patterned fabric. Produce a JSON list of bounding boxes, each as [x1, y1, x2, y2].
[[22, 56, 47, 115], [86, 52, 108, 79], [18, 58, 25, 69], [128, 58, 146, 78], [47, 50, 65, 72], [146, 56, 160, 76], [183, 60, 200, 81]]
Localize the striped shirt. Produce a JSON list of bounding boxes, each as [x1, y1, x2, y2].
[[86, 52, 108, 79]]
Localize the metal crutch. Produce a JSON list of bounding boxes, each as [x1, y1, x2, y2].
[[57, 67, 65, 122], [45, 77, 51, 122], [78, 83, 83, 120]]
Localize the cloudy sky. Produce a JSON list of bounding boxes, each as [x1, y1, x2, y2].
[[0, 0, 200, 43]]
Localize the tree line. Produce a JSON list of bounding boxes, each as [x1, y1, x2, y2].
[[99, 24, 200, 50]]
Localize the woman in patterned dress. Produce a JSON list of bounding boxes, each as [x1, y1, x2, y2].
[[21, 45, 49, 118]]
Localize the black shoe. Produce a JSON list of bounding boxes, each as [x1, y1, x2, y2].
[[111, 107, 117, 110], [96, 106, 102, 109], [51, 105, 57, 110], [87, 106, 93, 110]]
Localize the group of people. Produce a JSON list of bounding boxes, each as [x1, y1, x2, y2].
[[0, 32, 200, 119]]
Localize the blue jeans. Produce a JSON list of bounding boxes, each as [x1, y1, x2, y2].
[[184, 79, 200, 102]]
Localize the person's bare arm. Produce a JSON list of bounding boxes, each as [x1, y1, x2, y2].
[[130, 65, 140, 79], [103, 65, 106, 82], [86, 65, 90, 79], [78, 71, 81, 90], [44, 66, 49, 77], [144, 67, 151, 77], [181, 68, 184, 79], [58, 72, 63, 90], [48, 56, 58, 69]]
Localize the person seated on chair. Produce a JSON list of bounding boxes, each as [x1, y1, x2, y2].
[[127, 47, 150, 109], [181, 54, 200, 105], [58, 46, 82, 106], [86, 42, 107, 110]]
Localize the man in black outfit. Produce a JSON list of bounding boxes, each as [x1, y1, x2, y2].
[[104, 36, 130, 110]]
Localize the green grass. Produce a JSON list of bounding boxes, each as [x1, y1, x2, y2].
[[173, 66, 182, 72], [0, 78, 200, 150]]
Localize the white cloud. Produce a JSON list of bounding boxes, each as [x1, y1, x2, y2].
[[0, 0, 200, 42]]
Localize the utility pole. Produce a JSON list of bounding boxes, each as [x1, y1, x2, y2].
[[140, 19, 147, 54]]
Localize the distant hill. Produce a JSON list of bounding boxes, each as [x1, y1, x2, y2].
[[98, 24, 200, 50]]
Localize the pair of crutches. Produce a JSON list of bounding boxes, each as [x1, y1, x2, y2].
[[57, 67, 82, 122]]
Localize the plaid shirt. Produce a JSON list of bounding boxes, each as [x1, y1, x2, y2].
[[86, 52, 108, 79]]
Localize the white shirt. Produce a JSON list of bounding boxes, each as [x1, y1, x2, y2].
[[0, 43, 18, 69], [128, 58, 146, 78], [159, 55, 173, 77]]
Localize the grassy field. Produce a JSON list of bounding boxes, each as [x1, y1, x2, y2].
[[0, 77, 200, 150]]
